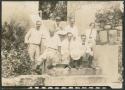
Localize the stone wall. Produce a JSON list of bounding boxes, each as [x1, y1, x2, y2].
[[2, 75, 122, 88], [68, 1, 123, 34], [2, 1, 123, 34], [2, 1, 39, 25]]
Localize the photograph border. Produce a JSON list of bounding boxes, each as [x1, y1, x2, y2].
[[1, 0, 124, 90]]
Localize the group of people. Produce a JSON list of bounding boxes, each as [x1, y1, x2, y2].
[[25, 17, 97, 74]]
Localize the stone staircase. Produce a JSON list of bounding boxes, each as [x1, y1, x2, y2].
[[46, 67, 102, 76], [69, 67, 102, 75], [2, 75, 108, 86], [2, 67, 103, 86], [2, 74, 122, 88]]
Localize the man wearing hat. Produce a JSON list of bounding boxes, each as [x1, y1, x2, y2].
[[56, 30, 71, 68], [64, 17, 82, 69], [25, 20, 44, 73], [36, 29, 64, 74], [85, 22, 97, 68], [54, 17, 62, 31], [54, 17, 70, 66]]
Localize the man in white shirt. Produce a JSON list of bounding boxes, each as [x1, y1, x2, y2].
[[54, 17, 62, 56], [64, 18, 79, 39], [85, 23, 97, 47], [64, 18, 82, 69], [36, 30, 61, 74], [84, 23, 97, 68], [78, 34, 87, 68], [53, 17, 70, 66], [40, 25, 50, 55], [57, 30, 70, 67], [54, 17, 63, 31], [25, 20, 46, 72]]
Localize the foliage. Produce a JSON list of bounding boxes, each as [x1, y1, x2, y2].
[[95, 6, 123, 45], [95, 7, 123, 29], [39, 1, 67, 21], [2, 19, 31, 78], [95, 7, 123, 80]]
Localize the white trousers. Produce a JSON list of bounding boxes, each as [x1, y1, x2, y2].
[[28, 44, 40, 62]]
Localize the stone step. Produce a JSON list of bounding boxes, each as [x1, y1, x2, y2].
[[69, 68, 102, 75], [2, 75, 108, 86], [46, 67, 102, 76], [2, 75, 122, 88], [45, 75, 108, 86], [2, 75, 45, 86]]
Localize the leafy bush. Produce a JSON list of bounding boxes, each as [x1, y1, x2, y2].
[[95, 7, 123, 29], [95, 7, 123, 45], [95, 7, 123, 80], [39, 1, 67, 21], [2, 18, 32, 78]]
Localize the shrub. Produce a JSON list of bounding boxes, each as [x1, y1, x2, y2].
[[2, 18, 31, 78]]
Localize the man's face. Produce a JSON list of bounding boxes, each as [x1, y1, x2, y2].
[[36, 21, 41, 30], [56, 20, 60, 26], [59, 35, 65, 41], [90, 23, 95, 29], [50, 32, 54, 37], [69, 19, 75, 27], [81, 35, 86, 42], [67, 33, 73, 41]]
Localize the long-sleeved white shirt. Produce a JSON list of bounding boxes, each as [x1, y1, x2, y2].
[[25, 28, 42, 45], [70, 36, 83, 60], [25, 26, 49, 45], [46, 32, 61, 50], [85, 28, 97, 46]]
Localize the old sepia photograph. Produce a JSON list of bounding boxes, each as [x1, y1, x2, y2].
[[1, 0, 124, 89]]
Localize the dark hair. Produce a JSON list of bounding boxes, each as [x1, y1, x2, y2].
[[81, 34, 86, 38]]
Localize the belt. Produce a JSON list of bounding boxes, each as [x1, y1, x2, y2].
[[30, 43, 40, 46], [48, 47, 58, 51]]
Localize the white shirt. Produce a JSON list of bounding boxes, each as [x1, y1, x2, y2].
[[70, 36, 83, 60], [85, 28, 97, 46], [40, 26, 50, 46], [25, 28, 43, 45], [46, 32, 60, 50], [85, 43, 94, 56], [60, 36, 69, 54], [60, 36, 71, 64]]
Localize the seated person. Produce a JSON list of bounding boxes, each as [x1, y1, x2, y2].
[[56, 30, 71, 69], [80, 34, 94, 68], [36, 31, 61, 74], [79, 34, 87, 68], [68, 32, 83, 69]]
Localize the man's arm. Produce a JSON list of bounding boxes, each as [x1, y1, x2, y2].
[[58, 45, 62, 61], [58, 46, 61, 53], [24, 30, 31, 44], [72, 27, 79, 40], [56, 33, 62, 61]]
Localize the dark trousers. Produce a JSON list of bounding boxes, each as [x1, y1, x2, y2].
[[80, 53, 93, 68], [69, 59, 80, 68]]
